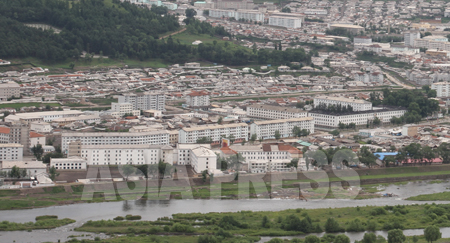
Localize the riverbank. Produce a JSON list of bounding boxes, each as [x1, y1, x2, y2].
[[74, 203, 450, 242], [2, 165, 450, 210], [0, 216, 75, 231]]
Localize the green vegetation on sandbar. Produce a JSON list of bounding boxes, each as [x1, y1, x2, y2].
[[408, 191, 450, 201], [0, 216, 75, 231], [77, 203, 450, 238]]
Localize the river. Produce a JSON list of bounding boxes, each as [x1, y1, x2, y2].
[[0, 180, 449, 243]]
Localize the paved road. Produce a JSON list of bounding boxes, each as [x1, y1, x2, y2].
[[383, 72, 414, 90], [160, 28, 186, 39]]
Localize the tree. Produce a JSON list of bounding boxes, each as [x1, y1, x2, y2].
[[325, 218, 343, 233], [250, 134, 257, 144], [158, 159, 173, 178], [412, 236, 419, 243], [261, 215, 270, 228], [438, 142, 450, 163], [358, 146, 378, 168], [373, 117, 381, 126], [424, 225, 441, 243], [286, 158, 299, 168], [281, 7, 291, 13], [185, 8, 197, 18], [8, 166, 21, 178], [304, 235, 320, 243], [48, 166, 59, 181], [362, 233, 377, 243], [218, 117, 223, 124], [201, 170, 208, 182], [226, 153, 245, 171], [31, 144, 44, 161], [387, 229, 406, 243], [334, 234, 350, 243], [330, 130, 340, 136], [275, 130, 281, 140], [121, 164, 135, 180]]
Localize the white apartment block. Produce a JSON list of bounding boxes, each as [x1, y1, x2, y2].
[[431, 82, 450, 97], [178, 123, 249, 144], [354, 72, 384, 83], [247, 104, 307, 119], [5, 110, 85, 123], [404, 31, 420, 47], [74, 144, 174, 166], [51, 157, 87, 170], [304, 9, 327, 15], [176, 144, 216, 173], [186, 91, 210, 107], [61, 131, 170, 153], [353, 36, 372, 44], [209, 9, 264, 22], [0, 82, 20, 100], [118, 92, 165, 111], [249, 117, 314, 140], [414, 36, 450, 50], [109, 103, 140, 118], [308, 108, 407, 128], [0, 144, 23, 162], [314, 96, 372, 111], [30, 121, 52, 133], [269, 15, 302, 29]]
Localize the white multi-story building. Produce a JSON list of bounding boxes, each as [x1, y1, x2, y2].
[[247, 104, 307, 119], [29, 132, 45, 148], [51, 157, 87, 170], [209, 9, 264, 22], [73, 144, 174, 166], [61, 131, 170, 153], [5, 110, 84, 123], [414, 35, 450, 50], [0, 82, 20, 100], [2, 160, 46, 177], [109, 103, 140, 118], [314, 96, 373, 111], [176, 144, 216, 173], [353, 36, 372, 44], [269, 14, 302, 29], [249, 117, 314, 140], [118, 92, 165, 111], [431, 82, 450, 97], [308, 108, 407, 128], [0, 144, 23, 162], [303, 9, 327, 15], [178, 123, 249, 144], [186, 90, 210, 107], [404, 31, 420, 47], [30, 121, 52, 133], [354, 72, 384, 83]]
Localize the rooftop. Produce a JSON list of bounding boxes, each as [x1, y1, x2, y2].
[[252, 117, 313, 125]]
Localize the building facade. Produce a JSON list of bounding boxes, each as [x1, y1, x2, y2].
[[118, 92, 166, 111], [0, 144, 23, 162], [249, 117, 314, 140], [431, 82, 450, 97], [0, 82, 20, 100], [404, 31, 420, 47], [268, 15, 302, 29], [186, 91, 210, 107], [314, 96, 373, 111], [178, 123, 249, 144], [247, 104, 307, 119]]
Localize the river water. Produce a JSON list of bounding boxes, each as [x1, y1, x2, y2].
[[1, 180, 450, 243]]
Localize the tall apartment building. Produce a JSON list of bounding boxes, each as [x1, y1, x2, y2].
[[176, 144, 216, 173], [9, 123, 30, 155], [0, 82, 20, 101], [72, 144, 174, 166], [186, 91, 210, 107], [404, 31, 420, 47], [209, 9, 264, 22], [178, 123, 249, 144], [308, 108, 407, 128], [269, 13, 303, 29], [214, 0, 255, 10], [0, 144, 24, 162], [249, 117, 314, 140], [247, 104, 307, 119], [118, 92, 165, 111], [314, 96, 373, 111], [61, 131, 170, 153], [431, 82, 450, 97]]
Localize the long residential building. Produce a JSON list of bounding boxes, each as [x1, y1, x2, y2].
[[61, 131, 170, 153], [178, 123, 249, 144], [314, 96, 372, 111], [431, 82, 450, 97], [73, 144, 174, 166], [249, 117, 314, 140], [247, 104, 307, 119], [209, 9, 264, 22], [308, 108, 407, 128], [269, 14, 302, 29], [5, 110, 85, 123], [118, 92, 165, 111], [0, 82, 20, 100]]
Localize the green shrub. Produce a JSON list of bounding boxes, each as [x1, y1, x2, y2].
[[125, 215, 141, 220], [370, 207, 387, 216], [113, 216, 124, 221], [35, 215, 58, 221]]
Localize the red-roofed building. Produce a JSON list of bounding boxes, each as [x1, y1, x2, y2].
[[29, 131, 46, 148], [186, 90, 210, 107]]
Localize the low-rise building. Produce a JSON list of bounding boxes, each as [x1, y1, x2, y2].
[[30, 121, 52, 133], [314, 96, 372, 111], [50, 157, 87, 170], [1, 160, 47, 177], [5, 110, 84, 123], [249, 117, 314, 140]]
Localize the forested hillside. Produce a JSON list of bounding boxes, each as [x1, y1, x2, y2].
[[0, 0, 312, 66]]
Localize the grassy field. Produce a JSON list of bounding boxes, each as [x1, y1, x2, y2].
[[0, 102, 60, 109], [89, 97, 116, 106], [408, 191, 450, 201]]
